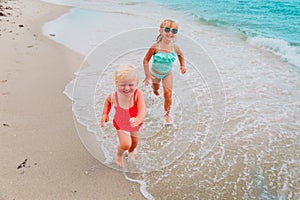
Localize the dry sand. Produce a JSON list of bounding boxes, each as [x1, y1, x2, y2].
[[0, 0, 145, 199]]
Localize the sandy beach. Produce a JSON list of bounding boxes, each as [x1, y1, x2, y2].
[[0, 0, 145, 199]]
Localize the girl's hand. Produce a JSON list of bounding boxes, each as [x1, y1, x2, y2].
[[143, 74, 152, 86], [143, 78, 150, 86], [130, 117, 141, 127], [101, 114, 109, 127], [180, 66, 186, 74]]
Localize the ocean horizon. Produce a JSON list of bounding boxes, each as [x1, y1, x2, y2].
[[42, 0, 300, 199]]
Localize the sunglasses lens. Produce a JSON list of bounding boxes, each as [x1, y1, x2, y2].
[[171, 29, 178, 34], [164, 27, 171, 33]]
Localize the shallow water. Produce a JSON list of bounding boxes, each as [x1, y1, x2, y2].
[[42, 0, 300, 199]]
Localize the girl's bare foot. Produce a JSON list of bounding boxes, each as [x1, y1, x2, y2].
[[164, 114, 172, 125], [116, 152, 124, 167]]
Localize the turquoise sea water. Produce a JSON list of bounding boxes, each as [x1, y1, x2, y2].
[[153, 0, 300, 68]]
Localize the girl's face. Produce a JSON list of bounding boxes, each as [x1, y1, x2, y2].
[[160, 21, 178, 41], [116, 78, 137, 96]]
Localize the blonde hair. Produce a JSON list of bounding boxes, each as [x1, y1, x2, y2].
[[160, 19, 178, 29], [114, 64, 139, 85]]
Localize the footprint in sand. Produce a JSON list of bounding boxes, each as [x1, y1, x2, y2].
[[1, 80, 9, 95]]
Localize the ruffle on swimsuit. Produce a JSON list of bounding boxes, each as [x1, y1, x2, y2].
[[153, 51, 177, 64], [151, 43, 177, 79]]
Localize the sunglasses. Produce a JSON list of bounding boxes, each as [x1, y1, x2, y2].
[[163, 27, 178, 34]]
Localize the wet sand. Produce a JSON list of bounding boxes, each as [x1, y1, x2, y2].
[[0, 0, 145, 199]]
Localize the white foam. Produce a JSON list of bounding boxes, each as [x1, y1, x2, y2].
[[247, 36, 300, 69], [124, 173, 155, 200]]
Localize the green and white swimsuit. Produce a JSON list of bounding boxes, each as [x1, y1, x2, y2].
[[151, 43, 177, 79]]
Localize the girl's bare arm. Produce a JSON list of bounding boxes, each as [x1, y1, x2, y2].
[[143, 44, 157, 85], [175, 44, 186, 74], [101, 94, 113, 127]]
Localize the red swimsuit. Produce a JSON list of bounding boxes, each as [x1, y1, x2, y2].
[[113, 89, 142, 132]]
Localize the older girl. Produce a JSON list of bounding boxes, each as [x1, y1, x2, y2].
[[143, 19, 186, 124]]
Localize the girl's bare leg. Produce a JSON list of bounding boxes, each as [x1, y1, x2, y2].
[[152, 77, 161, 96], [162, 73, 173, 124], [116, 148, 125, 167], [128, 131, 140, 152], [128, 131, 140, 161], [152, 83, 160, 96], [116, 130, 131, 167]]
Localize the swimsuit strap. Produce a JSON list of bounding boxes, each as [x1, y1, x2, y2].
[[133, 89, 138, 104], [114, 92, 119, 107]]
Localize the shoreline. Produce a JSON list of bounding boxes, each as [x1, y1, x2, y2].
[[0, 0, 145, 199]]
